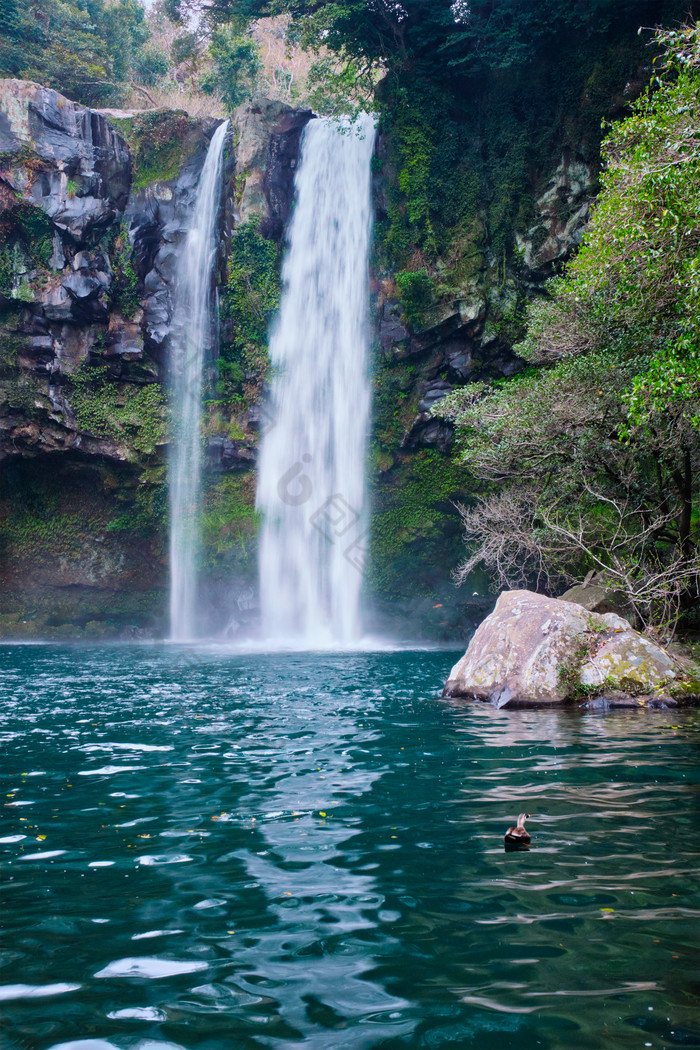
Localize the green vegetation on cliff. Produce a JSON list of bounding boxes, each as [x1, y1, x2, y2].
[[217, 217, 280, 409], [69, 362, 166, 456], [367, 449, 467, 598], [110, 112, 203, 189], [437, 23, 700, 638], [0, 458, 165, 637], [202, 471, 258, 574], [0, 200, 55, 302]]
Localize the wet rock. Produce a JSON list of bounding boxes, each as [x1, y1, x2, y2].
[[126, 118, 232, 359], [207, 436, 257, 472], [106, 313, 144, 360], [442, 590, 691, 708], [62, 272, 106, 300], [579, 694, 678, 711], [418, 379, 452, 414], [579, 632, 678, 694], [41, 278, 74, 321], [233, 98, 313, 239], [378, 300, 409, 352], [446, 345, 474, 380], [403, 417, 454, 452]]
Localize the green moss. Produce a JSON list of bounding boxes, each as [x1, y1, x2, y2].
[[105, 221, 141, 318], [0, 243, 13, 296], [105, 466, 166, 539], [0, 458, 166, 637], [371, 355, 419, 459], [0, 202, 55, 296], [395, 269, 434, 328], [0, 373, 41, 415], [14, 204, 54, 268], [0, 460, 109, 562], [366, 449, 468, 601], [217, 216, 281, 410], [112, 111, 201, 189], [0, 321, 24, 377], [557, 638, 599, 701], [201, 471, 258, 573], [69, 362, 166, 456]]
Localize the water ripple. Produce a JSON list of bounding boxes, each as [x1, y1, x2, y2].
[[0, 645, 698, 1049]]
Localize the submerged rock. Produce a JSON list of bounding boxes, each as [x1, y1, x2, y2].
[[442, 590, 696, 708]]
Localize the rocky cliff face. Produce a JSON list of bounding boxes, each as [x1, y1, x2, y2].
[[0, 63, 634, 641], [234, 97, 312, 240], [366, 143, 598, 639], [0, 79, 309, 638], [0, 79, 228, 463]]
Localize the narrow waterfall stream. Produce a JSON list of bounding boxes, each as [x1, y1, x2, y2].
[[168, 120, 229, 641], [257, 114, 376, 646]]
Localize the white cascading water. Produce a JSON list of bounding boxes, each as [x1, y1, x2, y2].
[[257, 113, 376, 646], [169, 119, 229, 641]]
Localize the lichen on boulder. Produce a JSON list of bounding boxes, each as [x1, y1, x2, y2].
[[442, 590, 697, 708]]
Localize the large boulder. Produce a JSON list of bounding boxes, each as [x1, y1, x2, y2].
[[442, 590, 692, 708]]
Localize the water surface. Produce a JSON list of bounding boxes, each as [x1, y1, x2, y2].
[[0, 645, 698, 1050]]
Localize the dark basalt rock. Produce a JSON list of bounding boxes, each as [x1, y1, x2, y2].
[[418, 379, 453, 414], [0, 79, 131, 239], [378, 300, 410, 353], [0, 80, 235, 464], [403, 417, 454, 453], [207, 436, 257, 472], [125, 118, 230, 360]]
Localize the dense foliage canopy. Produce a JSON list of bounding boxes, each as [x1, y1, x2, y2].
[[0, 0, 153, 106], [166, 0, 678, 80]]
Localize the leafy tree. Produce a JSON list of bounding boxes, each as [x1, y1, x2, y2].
[[173, 0, 692, 84], [518, 22, 700, 429], [171, 31, 201, 68], [133, 45, 171, 86], [0, 0, 156, 106], [201, 26, 261, 111]]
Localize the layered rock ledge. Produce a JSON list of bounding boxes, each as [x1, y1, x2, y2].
[[442, 590, 700, 709]]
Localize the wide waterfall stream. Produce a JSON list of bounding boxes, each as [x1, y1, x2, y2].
[[168, 120, 229, 642], [257, 115, 376, 646], [1, 644, 698, 1050]]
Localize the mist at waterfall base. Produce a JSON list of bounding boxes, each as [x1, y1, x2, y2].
[[168, 120, 229, 643], [256, 114, 376, 649]]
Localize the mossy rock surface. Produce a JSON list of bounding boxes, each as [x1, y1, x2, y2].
[[110, 110, 211, 189], [443, 590, 695, 708]]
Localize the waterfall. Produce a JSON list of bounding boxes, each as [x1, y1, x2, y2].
[[257, 113, 376, 646], [168, 119, 229, 641]]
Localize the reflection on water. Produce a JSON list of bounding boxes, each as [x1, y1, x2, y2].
[[0, 645, 698, 1050]]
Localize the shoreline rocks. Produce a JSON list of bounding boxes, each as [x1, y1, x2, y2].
[[442, 590, 700, 709]]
